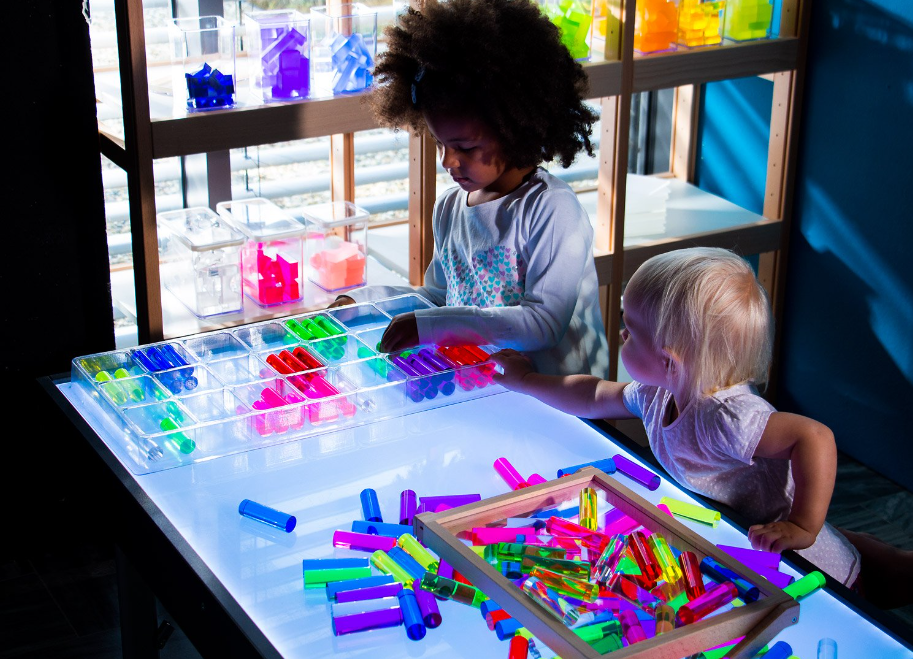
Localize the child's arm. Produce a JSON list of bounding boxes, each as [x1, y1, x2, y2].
[[490, 349, 635, 420], [747, 412, 837, 553]]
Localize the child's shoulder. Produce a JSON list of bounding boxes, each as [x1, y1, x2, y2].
[[695, 383, 776, 428]]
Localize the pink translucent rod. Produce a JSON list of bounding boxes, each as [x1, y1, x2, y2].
[[494, 457, 529, 490]]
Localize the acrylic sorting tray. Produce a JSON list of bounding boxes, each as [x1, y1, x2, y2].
[[70, 294, 503, 474]]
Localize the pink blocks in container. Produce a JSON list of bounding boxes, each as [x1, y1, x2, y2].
[[217, 198, 307, 307], [302, 200, 369, 292]]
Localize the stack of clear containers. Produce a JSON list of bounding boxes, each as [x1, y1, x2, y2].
[[302, 201, 370, 292]]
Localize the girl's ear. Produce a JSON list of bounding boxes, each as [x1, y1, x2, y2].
[[661, 348, 683, 375]]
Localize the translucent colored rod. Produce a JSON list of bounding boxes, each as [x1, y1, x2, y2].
[[594, 534, 628, 584], [619, 609, 648, 644], [520, 576, 581, 625], [699, 556, 760, 602], [751, 564, 795, 589], [332, 530, 396, 553], [303, 566, 372, 588], [602, 508, 640, 536], [487, 609, 512, 630], [238, 499, 295, 532], [332, 596, 401, 617], [332, 607, 403, 636], [520, 555, 591, 579], [531, 505, 579, 519], [335, 582, 403, 603], [419, 494, 482, 510], [291, 346, 322, 369], [387, 547, 428, 580], [556, 457, 617, 478], [509, 634, 529, 659], [471, 527, 544, 545], [418, 572, 488, 607], [370, 550, 415, 587], [647, 534, 683, 584], [817, 638, 838, 659], [529, 566, 599, 602], [611, 454, 661, 490], [526, 473, 548, 486], [396, 588, 426, 641], [716, 544, 781, 570], [679, 551, 706, 601], [676, 581, 738, 625], [574, 619, 621, 644], [660, 496, 721, 527], [494, 457, 530, 490], [360, 488, 383, 522], [579, 487, 598, 531], [114, 368, 146, 400], [397, 533, 440, 572], [605, 573, 662, 610], [160, 417, 196, 454], [302, 557, 368, 571], [628, 531, 662, 582], [653, 603, 676, 635], [351, 520, 412, 538], [485, 543, 566, 567], [546, 515, 606, 541], [783, 571, 826, 600], [326, 575, 394, 600], [494, 617, 524, 641], [399, 489, 417, 525], [278, 349, 310, 372], [413, 586, 442, 628], [591, 632, 624, 654], [761, 641, 793, 659], [285, 318, 315, 341]]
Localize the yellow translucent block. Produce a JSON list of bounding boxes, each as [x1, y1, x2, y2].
[[634, 0, 679, 53], [677, 0, 724, 47], [723, 0, 772, 41]]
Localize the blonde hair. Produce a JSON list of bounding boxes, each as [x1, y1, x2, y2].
[[624, 247, 773, 399]]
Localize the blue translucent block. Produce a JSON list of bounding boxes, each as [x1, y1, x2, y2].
[[351, 520, 413, 538], [238, 499, 296, 532], [360, 488, 383, 522], [556, 458, 617, 478], [302, 557, 369, 572], [186, 63, 236, 110], [329, 33, 374, 94], [494, 617, 523, 640], [326, 574, 395, 600], [531, 505, 580, 519], [396, 588, 426, 641], [387, 547, 427, 580]]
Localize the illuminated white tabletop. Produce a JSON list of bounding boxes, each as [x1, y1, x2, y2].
[[58, 384, 912, 658]]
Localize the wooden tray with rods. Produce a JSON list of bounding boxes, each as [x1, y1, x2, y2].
[[414, 467, 799, 659]]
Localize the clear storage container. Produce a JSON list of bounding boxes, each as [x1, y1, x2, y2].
[[157, 207, 244, 317], [169, 16, 237, 112], [301, 201, 369, 292], [216, 198, 308, 307], [310, 3, 377, 96], [246, 9, 312, 102]]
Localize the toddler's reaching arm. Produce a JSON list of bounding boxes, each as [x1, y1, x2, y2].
[[490, 349, 635, 420], [747, 412, 837, 553]]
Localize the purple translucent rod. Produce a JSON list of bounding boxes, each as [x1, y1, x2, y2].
[[419, 494, 482, 510], [717, 545, 781, 570], [414, 586, 443, 628], [750, 564, 795, 588], [437, 559, 454, 580], [612, 454, 661, 490], [391, 355, 421, 377], [332, 607, 403, 635], [336, 582, 404, 603], [399, 489, 417, 525], [417, 349, 452, 372]]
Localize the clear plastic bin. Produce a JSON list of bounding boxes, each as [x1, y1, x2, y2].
[[310, 3, 377, 96], [157, 207, 244, 318], [301, 201, 369, 292], [723, 0, 772, 41], [246, 9, 312, 102], [169, 16, 237, 112], [216, 198, 308, 307]]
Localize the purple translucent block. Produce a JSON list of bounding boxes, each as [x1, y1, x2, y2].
[[261, 27, 306, 75], [332, 607, 403, 635], [273, 50, 309, 98], [612, 454, 661, 490], [399, 489, 417, 525], [335, 582, 404, 603]]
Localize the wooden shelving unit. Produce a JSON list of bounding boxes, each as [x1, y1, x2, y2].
[[104, 0, 809, 382]]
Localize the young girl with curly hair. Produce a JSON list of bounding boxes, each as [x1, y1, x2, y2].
[[332, 0, 609, 377]]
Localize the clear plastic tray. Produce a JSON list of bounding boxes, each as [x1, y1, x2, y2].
[[70, 294, 503, 474]]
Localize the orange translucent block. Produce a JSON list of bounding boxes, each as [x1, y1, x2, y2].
[[677, 0, 724, 47], [634, 0, 679, 53], [723, 0, 772, 41]]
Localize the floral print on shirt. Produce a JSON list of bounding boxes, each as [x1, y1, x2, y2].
[[441, 245, 526, 307]]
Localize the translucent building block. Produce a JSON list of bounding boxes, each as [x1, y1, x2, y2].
[[634, 0, 679, 54], [723, 0, 772, 41], [169, 16, 237, 113], [677, 0, 725, 47]]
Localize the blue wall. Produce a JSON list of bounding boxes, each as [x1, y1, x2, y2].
[[697, 0, 913, 491]]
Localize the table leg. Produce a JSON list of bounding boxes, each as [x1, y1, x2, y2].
[[116, 544, 160, 659]]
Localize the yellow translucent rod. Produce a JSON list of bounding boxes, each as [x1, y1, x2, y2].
[[370, 550, 415, 588], [579, 487, 598, 531], [647, 534, 683, 584], [659, 496, 721, 527], [397, 533, 440, 571]]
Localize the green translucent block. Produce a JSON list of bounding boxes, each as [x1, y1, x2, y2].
[[419, 572, 488, 607], [160, 417, 195, 454], [302, 566, 372, 588], [544, 0, 592, 59], [723, 0, 773, 40], [285, 318, 316, 341]]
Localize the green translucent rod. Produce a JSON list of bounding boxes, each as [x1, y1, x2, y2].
[[397, 534, 439, 572], [784, 571, 826, 600], [285, 318, 315, 341], [160, 417, 195, 454], [114, 368, 145, 402], [418, 572, 488, 607], [302, 566, 372, 588], [370, 550, 415, 587]]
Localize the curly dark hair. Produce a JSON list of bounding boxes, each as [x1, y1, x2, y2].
[[370, 0, 598, 169]]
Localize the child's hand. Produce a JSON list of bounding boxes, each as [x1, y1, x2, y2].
[[379, 313, 419, 352], [748, 520, 817, 553], [490, 349, 536, 391], [328, 295, 356, 309]]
